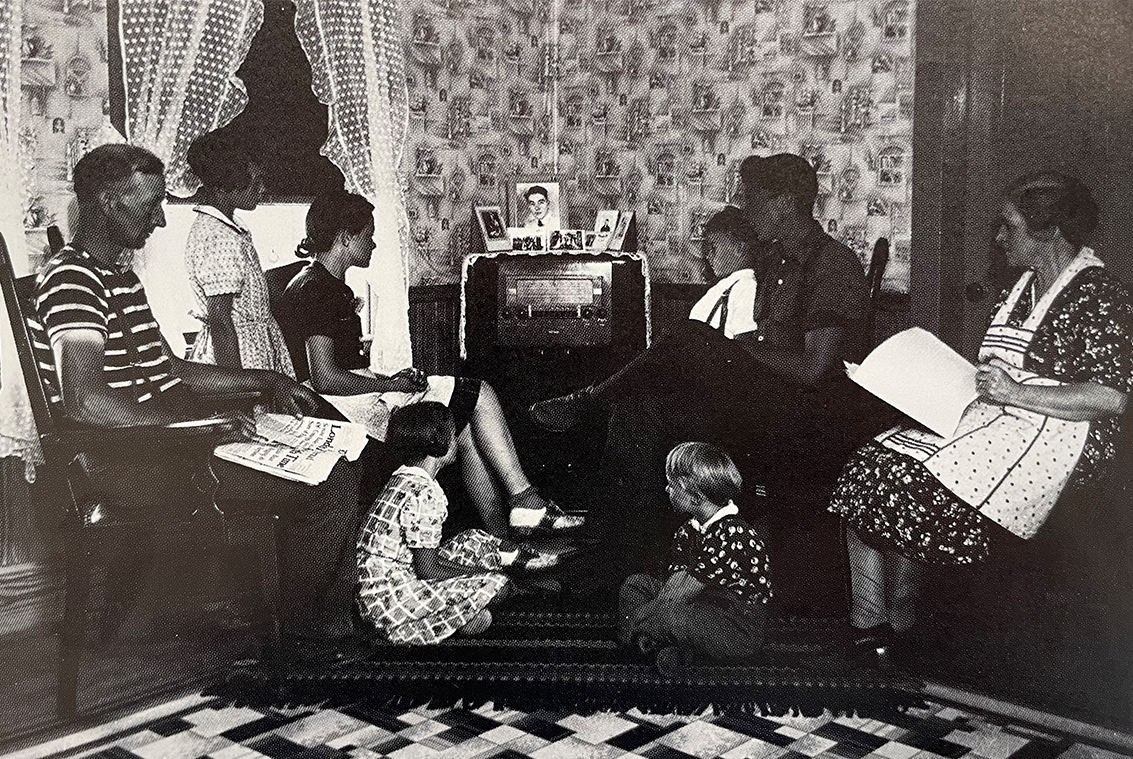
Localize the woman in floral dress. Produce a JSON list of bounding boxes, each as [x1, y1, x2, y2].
[[830, 172, 1133, 654]]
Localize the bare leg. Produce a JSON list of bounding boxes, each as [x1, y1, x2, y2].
[[468, 381, 533, 497], [845, 527, 889, 630], [456, 426, 507, 536], [467, 382, 584, 533], [885, 552, 924, 634]]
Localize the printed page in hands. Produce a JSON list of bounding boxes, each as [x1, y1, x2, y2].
[[845, 327, 978, 438], [213, 413, 369, 485]]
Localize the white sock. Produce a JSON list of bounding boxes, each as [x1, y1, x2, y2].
[[499, 549, 520, 566], [509, 506, 546, 527]]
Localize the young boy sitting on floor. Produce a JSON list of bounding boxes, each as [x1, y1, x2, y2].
[[357, 402, 559, 644], [618, 442, 772, 675]]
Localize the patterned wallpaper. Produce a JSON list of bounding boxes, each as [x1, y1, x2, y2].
[[14, 0, 915, 291], [18, 0, 118, 268], [400, 0, 915, 291]]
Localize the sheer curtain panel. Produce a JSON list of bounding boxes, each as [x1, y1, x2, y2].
[[120, 0, 263, 196], [0, 0, 41, 474], [293, 0, 414, 373]]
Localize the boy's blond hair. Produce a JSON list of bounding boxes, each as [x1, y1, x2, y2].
[[665, 442, 742, 507]]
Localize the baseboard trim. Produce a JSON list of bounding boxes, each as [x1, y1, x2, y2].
[[923, 680, 1133, 753], [0, 690, 212, 759]]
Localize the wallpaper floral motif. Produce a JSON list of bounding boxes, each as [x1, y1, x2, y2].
[[400, 0, 914, 291]]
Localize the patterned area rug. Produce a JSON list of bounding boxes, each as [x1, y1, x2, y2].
[[215, 612, 924, 717]]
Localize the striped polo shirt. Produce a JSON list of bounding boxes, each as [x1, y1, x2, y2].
[[31, 245, 185, 411]]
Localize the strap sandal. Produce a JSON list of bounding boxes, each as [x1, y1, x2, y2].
[[544, 500, 585, 531], [502, 542, 560, 571], [528, 387, 596, 432], [509, 499, 585, 537]]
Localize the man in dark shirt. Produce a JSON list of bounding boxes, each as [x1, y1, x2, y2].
[[33, 144, 367, 662], [531, 153, 869, 576]]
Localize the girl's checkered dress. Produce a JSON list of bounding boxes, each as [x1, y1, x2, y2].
[[358, 466, 509, 644]]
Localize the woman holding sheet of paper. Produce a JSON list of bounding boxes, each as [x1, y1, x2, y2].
[[830, 172, 1133, 658], [278, 190, 583, 540]]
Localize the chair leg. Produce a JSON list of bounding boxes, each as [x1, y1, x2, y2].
[[100, 535, 154, 643], [57, 538, 93, 721], [255, 516, 283, 657]]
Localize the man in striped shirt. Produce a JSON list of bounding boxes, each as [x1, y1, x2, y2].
[[33, 144, 366, 663]]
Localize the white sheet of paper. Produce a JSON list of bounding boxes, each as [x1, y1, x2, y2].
[[846, 327, 978, 438]]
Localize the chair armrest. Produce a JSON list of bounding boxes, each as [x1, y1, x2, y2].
[[196, 390, 264, 414], [45, 417, 242, 453], [196, 390, 263, 403]]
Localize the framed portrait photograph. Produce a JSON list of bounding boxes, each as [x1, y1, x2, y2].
[[548, 229, 586, 251], [592, 209, 619, 250], [508, 227, 546, 251], [475, 205, 512, 251], [583, 231, 601, 250], [511, 177, 565, 229], [607, 210, 635, 250]]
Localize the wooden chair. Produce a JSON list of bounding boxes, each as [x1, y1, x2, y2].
[[0, 232, 283, 720], [864, 237, 890, 342], [264, 260, 308, 381]]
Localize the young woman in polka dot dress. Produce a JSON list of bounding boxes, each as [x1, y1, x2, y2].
[[830, 173, 1133, 654]]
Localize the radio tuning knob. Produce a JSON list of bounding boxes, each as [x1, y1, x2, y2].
[[581, 307, 593, 318]]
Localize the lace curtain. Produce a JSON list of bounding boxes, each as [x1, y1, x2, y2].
[[0, 0, 42, 474], [120, 0, 263, 196], [293, 0, 414, 373]]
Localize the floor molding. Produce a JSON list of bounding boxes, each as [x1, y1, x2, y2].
[[0, 691, 211, 759], [923, 680, 1133, 753]]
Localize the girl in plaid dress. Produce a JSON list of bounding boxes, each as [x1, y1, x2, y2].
[[358, 403, 556, 643]]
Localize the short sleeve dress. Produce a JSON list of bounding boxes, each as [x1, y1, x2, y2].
[[356, 466, 509, 644], [279, 261, 480, 438], [185, 206, 295, 376], [829, 266, 1133, 565]]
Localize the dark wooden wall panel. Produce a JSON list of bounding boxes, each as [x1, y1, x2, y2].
[[409, 285, 461, 375]]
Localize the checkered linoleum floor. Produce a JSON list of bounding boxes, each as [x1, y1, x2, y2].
[[9, 696, 1130, 759]]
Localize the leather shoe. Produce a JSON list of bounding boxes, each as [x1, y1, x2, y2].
[[528, 387, 597, 432], [843, 623, 895, 668]]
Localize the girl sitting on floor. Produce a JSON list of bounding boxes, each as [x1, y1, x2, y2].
[[358, 402, 559, 644]]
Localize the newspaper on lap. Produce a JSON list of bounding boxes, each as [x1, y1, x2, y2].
[[214, 412, 368, 485]]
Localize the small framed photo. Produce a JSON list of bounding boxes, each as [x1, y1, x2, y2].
[[593, 209, 619, 234], [475, 205, 511, 251], [508, 227, 546, 251], [510, 176, 565, 229], [548, 229, 586, 251], [592, 209, 619, 250], [583, 231, 602, 250], [607, 210, 635, 251]]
